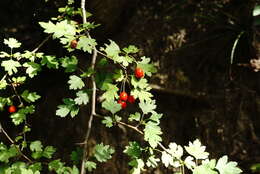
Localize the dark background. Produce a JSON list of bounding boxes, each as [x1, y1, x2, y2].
[[1, 0, 260, 173]]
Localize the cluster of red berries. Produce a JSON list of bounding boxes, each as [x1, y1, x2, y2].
[[8, 105, 17, 113], [118, 92, 135, 109], [117, 67, 144, 109]]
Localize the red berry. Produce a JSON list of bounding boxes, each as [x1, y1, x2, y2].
[[135, 68, 144, 78], [128, 95, 135, 104], [120, 92, 128, 101], [70, 39, 78, 49], [8, 105, 16, 113], [118, 100, 127, 109]]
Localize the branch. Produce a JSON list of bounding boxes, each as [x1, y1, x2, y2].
[[80, 0, 98, 173]]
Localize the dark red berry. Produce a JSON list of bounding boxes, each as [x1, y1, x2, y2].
[[128, 95, 135, 104], [135, 68, 144, 78], [118, 100, 127, 109], [70, 39, 78, 49], [120, 92, 128, 101], [8, 105, 16, 113]]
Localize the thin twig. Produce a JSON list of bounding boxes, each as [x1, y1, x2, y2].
[[8, 77, 23, 106], [0, 122, 33, 163], [32, 35, 52, 53], [117, 121, 144, 135]]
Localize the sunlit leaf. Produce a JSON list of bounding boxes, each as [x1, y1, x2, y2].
[[4, 38, 21, 49], [1, 60, 21, 75], [68, 75, 85, 90]]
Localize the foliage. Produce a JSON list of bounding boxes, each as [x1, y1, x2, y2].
[[0, 0, 243, 174]]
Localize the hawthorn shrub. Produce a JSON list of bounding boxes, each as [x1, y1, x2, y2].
[[0, 0, 243, 174]]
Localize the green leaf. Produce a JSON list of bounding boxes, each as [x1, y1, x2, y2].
[[21, 90, 41, 103], [42, 146, 56, 159], [184, 139, 209, 160], [101, 100, 121, 114], [30, 141, 43, 159], [23, 62, 41, 78], [10, 106, 35, 125], [253, 5, 260, 16], [22, 105, 35, 114], [30, 141, 43, 152], [60, 56, 78, 73], [48, 159, 64, 172], [96, 72, 113, 90], [101, 83, 119, 101], [129, 159, 145, 174], [41, 56, 59, 69], [146, 155, 160, 168], [0, 143, 19, 163], [101, 40, 120, 58], [102, 116, 114, 128], [74, 90, 89, 105], [68, 0, 74, 5], [124, 141, 142, 158], [70, 148, 82, 165], [149, 112, 163, 124], [100, 40, 134, 66], [161, 151, 173, 167], [139, 100, 156, 115], [77, 36, 97, 53], [129, 112, 141, 122], [144, 121, 162, 148], [29, 162, 42, 173], [56, 105, 70, 117], [113, 69, 124, 82], [12, 76, 26, 84], [167, 142, 183, 159], [136, 56, 157, 77], [131, 88, 153, 102], [215, 156, 242, 174], [193, 164, 218, 174], [68, 75, 85, 90], [117, 55, 134, 67], [0, 97, 11, 111], [94, 143, 115, 162], [4, 38, 21, 49], [56, 98, 79, 118], [1, 60, 21, 75], [97, 58, 108, 67], [85, 161, 96, 172], [123, 45, 139, 54], [21, 168, 35, 174], [251, 163, 260, 172], [80, 67, 95, 78], [71, 166, 79, 174], [0, 79, 8, 90], [39, 20, 76, 38], [115, 115, 122, 122], [131, 77, 150, 90], [0, 51, 10, 58], [10, 112, 26, 125]]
